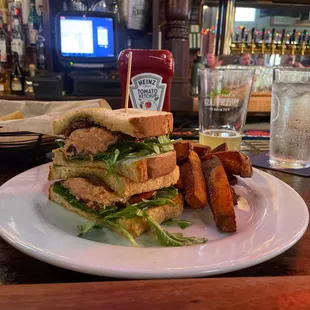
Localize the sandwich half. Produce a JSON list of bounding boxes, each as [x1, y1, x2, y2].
[[52, 108, 176, 183], [48, 108, 206, 247]]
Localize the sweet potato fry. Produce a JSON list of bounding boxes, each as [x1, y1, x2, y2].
[[211, 143, 228, 153], [202, 155, 236, 232], [180, 151, 208, 209], [191, 143, 211, 158], [227, 174, 238, 186], [203, 151, 253, 178], [230, 186, 239, 206], [176, 173, 185, 191], [174, 141, 192, 163]]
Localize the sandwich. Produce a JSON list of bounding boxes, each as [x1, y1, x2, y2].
[[48, 108, 206, 247]]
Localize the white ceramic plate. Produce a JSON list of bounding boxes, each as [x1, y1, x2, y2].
[[0, 164, 308, 279]]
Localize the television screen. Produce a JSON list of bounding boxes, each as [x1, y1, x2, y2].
[[59, 15, 115, 58]]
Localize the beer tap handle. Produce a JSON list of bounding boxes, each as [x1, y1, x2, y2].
[[271, 28, 275, 42], [298, 34, 302, 44], [262, 28, 265, 42], [241, 27, 245, 41], [281, 29, 286, 44], [292, 29, 296, 43], [245, 33, 248, 42], [250, 28, 256, 54], [303, 29, 307, 42], [235, 33, 239, 42], [301, 29, 307, 56], [251, 27, 255, 42], [280, 29, 286, 55]]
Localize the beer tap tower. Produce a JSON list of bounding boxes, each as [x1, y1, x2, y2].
[[231, 27, 310, 57]]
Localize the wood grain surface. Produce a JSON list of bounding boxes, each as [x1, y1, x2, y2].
[[1, 276, 310, 309], [0, 157, 309, 285]]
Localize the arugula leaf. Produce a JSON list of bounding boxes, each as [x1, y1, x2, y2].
[[143, 213, 207, 247], [68, 154, 91, 161], [55, 139, 65, 148], [77, 222, 97, 236], [104, 205, 144, 220], [129, 197, 175, 210], [103, 219, 139, 247], [98, 205, 118, 216], [162, 219, 192, 229], [155, 186, 178, 200], [164, 231, 207, 246], [77, 219, 138, 247]]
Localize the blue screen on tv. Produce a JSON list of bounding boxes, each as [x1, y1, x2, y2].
[[59, 15, 115, 58]]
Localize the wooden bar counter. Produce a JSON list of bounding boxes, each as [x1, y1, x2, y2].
[[0, 92, 271, 113]]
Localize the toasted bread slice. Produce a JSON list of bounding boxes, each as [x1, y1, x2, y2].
[[0, 111, 24, 121], [211, 143, 228, 153], [48, 165, 180, 198], [53, 108, 173, 138], [180, 151, 208, 209], [207, 151, 253, 178], [52, 148, 176, 183], [49, 186, 184, 237], [202, 155, 236, 232]]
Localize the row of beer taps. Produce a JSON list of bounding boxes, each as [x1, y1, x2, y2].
[[230, 27, 310, 56]]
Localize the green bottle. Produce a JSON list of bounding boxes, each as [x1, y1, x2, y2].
[[28, 0, 39, 45], [191, 55, 205, 96]]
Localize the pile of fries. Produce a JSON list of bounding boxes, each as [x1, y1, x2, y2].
[[174, 141, 253, 233]]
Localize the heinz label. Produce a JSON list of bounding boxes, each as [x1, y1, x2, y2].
[[129, 73, 167, 111]]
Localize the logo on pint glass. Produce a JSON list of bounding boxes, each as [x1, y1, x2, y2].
[[204, 89, 240, 112], [129, 73, 167, 111]]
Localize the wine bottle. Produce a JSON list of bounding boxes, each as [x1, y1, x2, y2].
[[11, 15, 24, 63], [10, 51, 24, 94], [36, 5, 45, 70], [0, 16, 10, 66], [0, 58, 7, 94], [0, 0, 8, 25]]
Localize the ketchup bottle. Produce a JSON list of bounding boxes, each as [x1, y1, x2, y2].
[[118, 49, 174, 112]]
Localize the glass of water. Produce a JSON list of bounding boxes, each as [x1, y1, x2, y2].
[[198, 68, 255, 150], [270, 68, 310, 169]]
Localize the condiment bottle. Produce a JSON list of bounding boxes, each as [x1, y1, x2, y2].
[[118, 49, 174, 112]]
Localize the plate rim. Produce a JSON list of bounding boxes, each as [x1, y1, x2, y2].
[[0, 164, 308, 279]]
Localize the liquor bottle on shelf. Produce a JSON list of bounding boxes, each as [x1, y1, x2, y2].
[[36, 5, 45, 70], [190, 52, 205, 96], [28, 0, 39, 45], [22, 0, 30, 24], [10, 51, 24, 94], [24, 63, 35, 95], [70, 0, 87, 11], [11, 0, 22, 20], [0, 0, 8, 25], [0, 16, 11, 67], [0, 55, 9, 94], [63, 0, 68, 11], [11, 15, 24, 63]]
